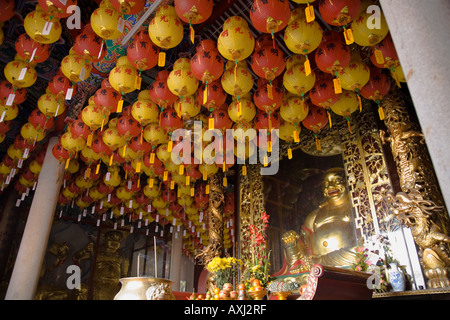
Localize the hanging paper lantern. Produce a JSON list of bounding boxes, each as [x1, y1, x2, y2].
[[254, 110, 280, 130], [315, 32, 352, 75], [191, 39, 224, 83], [217, 16, 255, 62], [0, 81, 27, 105], [351, 0, 389, 47], [160, 107, 183, 135], [302, 104, 328, 133], [370, 34, 399, 69], [109, 56, 140, 95], [278, 120, 298, 143], [175, 95, 201, 120], [228, 98, 256, 124], [131, 98, 160, 126], [339, 59, 371, 92], [72, 30, 106, 63], [143, 123, 168, 147], [127, 30, 159, 72], [330, 90, 359, 131], [110, 0, 145, 15], [221, 60, 253, 97], [15, 33, 51, 64], [28, 109, 54, 131], [0, 120, 11, 134], [4, 60, 37, 88], [20, 122, 46, 144], [61, 53, 92, 83], [253, 83, 283, 114], [167, 58, 199, 97], [148, 70, 178, 108], [249, 0, 291, 35], [283, 59, 316, 96], [0, 101, 19, 122], [24, 9, 62, 44], [90, 5, 124, 40], [318, 0, 361, 26], [284, 10, 323, 55], [0, 0, 15, 22], [250, 43, 285, 81], [53, 142, 72, 163], [38, 0, 77, 19], [209, 109, 233, 133], [70, 118, 91, 140], [310, 74, 341, 108], [148, 5, 184, 50], [116, 115, 141, 141], [361, 68, 391, 119], [102, 126, 126, 151], [48, 72, 77, 100], [280, 96, 309, 124], [37, 93, 65, 117], [197, 80, 227, 110], [174, 0, 213, 24], [93, 85, 121, 113], [92, 134, 113, 158], [82, 103, 110, 132]]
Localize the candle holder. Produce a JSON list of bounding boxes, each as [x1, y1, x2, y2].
[[114, 277, 176, 300]]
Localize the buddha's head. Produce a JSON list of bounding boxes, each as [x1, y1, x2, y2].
[[321, 168, 347, 201]]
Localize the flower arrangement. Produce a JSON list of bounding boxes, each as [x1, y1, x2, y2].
[[206, 256, 243, 289], [242, 211, 275, 288]]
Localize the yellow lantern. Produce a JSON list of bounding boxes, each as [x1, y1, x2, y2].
[[102, 126, 126, 151], [82, 103, 110, 132], [89, 187, 105, 201], [62, 187, 77, 200], [76, 197, 91, 209], [91, 5, 124, 40], [279, 120, 299, 143], [143, 123, 168, 147], [284, 11, 323, 55], [221, 61, 253, 97], [330, 90, 359, 131], [217, 16, 255, 62], [20, 122, 46, 144], [0, 162, 12, 176], [7, 145, 24, 161], [131, 99, 160, 126], [0, 133, 5, 144], [198, 163, 218, 179], [29, 160, 42, 175], [38, 93, 66, 117], [24, 9, 62, 44], [339, 59, 371, 92], [391, 64, 406, 85], [228, 98, 256, 123], [232, 120, 257, 144], [280, 96, 309, 124], [4, 60, 37, 88], [66, 158, 80, 174], [283, 62, 316, 96], [285, 55, 306, 70], [175, 95, 201, 119], [351, 1, 389, 47], [81, 146, 101, 164], [0, 101, 19, 122], [116, 185, 134, 201], [61, 53, 92, 83], [143, 182, 160, 198], [156, 143, 171, 163], [167, 58, 199, 98], [61, 131, 86, 153], [148, 5, 184, 50], [104, 166, 122, 187], [109, 56, 139, 94]]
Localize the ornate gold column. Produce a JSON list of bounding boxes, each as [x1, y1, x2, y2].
[[380, 89, 450, 288]]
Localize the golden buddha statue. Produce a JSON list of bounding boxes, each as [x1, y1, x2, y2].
[[74, 230, 129, 300], [302, 168, 358, 267]]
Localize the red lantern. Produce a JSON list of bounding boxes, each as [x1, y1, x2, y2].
[[127, 30, 159, 72], [250, 0, 291, 35], [0, 0, 15, 22], [0, 120, 11, 134], [191, 39, 224, 83], [197, 80, 227, 110], [254, 110, 280, 130], [210, 109, 233, 133], [302, 104, 328, 151], [48, 72, 77, 99], [93, 86, 121, 113], [224, 191, 234, 215], [160, 107, 183, 134], [97, 180, 114, 195], [309, 73, 341, 108], [195, 189, 209, 207], [92, 134, 113, 157], [370, 34, 400, 69], [15, 33, 51, 64], [315, 31, 352, 74], [70, 117, 91, 140], [73, 30, 106, 62], [28, 109, 54, 131], [149, 71, 178, 108], [116, 115, 141, 141], [174, 0, 213, 24], [253, 83, 283, 114], [14, 134, 36, 151], [0, 80, 27, 104], [52, 142, 71, 162], [129, 135, 152, 155], [162, 188, 176, 202], [318, 0, 361, 26], [250, 43, 285, 81], [360, 68, 391, 103], [110, 0, 145, 15]]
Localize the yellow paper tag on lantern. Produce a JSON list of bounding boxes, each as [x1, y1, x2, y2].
[[149, 178, 154, 188], [158, 52, 166, 67], [223, 161, 226, 172], [328, 111, 332, 128], [263, 156, 268, 167], [203, 170, 207, 181], [344, 28, 354, 45], [288, 147, 292, 159], [65, 158, 70, 169], [150, 152, 155, 164], [109, 154, 114, 166], [85, 167, 91, 178], [305, 5, 315, 22], [304, 58, 312, 76], [357, 95, 362, 112], [203, 85, 208, 104], [237, 100, 242, 117], [378, 106, 385, 120], [96, 163, 101, 174], [86, 134, 93, 147], [170, 180, 175, 189], [293, 130, 300, 143], [186, 175, 190, 186], [316, 137, 321, 151], [205, 185, 210, 194], [267, 84, 273, 100], [179, 164, 184, 175], [190, 187, 195, 197], [267, 140, 272, 152], [333, 78, 342, 94], [190, 25, 195, 44], [223, 177, 227, 187], [208, 116, 214, 130], [117, 99, 124, 113], [374, 49, 385, 65], [134, 75, 142, 90], [163, 170, 168, 181], [242, 165, 247, 176], [137, 179, 140, 188], [122, 144, 127, 157], [136, 161, 141, 173], [168, 140, 173, 152]]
